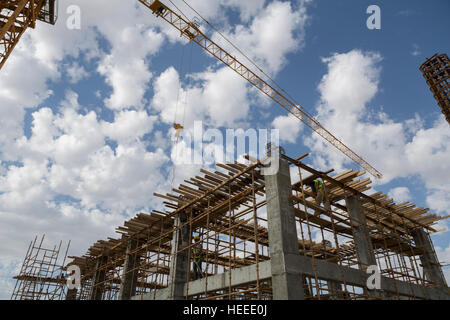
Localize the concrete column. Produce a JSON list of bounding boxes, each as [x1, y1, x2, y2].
[[345, 196, 377, 268], [66, 288, 78, 300], [167, 215, 190, 300], [345, 195, 380, 298], [264, 158, 304, 300], [89, 256, 107, 300], [412, 228, 447, 287], [119, 239, 140, 300]]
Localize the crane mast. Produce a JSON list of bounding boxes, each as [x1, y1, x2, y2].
[[139, 0, 383, 179]]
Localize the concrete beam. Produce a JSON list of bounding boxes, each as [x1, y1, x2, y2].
[[290, 254, 449, 300], [132, 253, 449, 300], [131, 260, 272, 300]]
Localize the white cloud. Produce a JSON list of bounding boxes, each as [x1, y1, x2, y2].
[[307, 49, 450, 215], [411, 44, 421, 57], [152, 66, 251, 128], [388, 187, 412, 203], [8, 104, 169, 213], [66, 62, 89, 83], [212, 0, 310, 75], [435, 244, 450, 285], [272, 113, 303, 143], [101, 110, 157, 143], [221, 0, 266, 22]]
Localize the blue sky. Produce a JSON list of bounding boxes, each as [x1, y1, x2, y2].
[[0, 0, 449, 299]]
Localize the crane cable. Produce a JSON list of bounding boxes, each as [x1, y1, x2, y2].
[[170, 32, 186, 188], [180, 0, 316, 120]]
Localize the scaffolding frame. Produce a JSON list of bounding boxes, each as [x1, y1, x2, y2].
[[58, 152, 449, 300], [11, 234, 70, 300]]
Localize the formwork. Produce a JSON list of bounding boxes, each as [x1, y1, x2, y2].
[[57, 152, 449, 300]]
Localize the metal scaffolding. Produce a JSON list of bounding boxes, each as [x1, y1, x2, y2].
[[57, 152, 449, 300], [11, 235, 70, 300]]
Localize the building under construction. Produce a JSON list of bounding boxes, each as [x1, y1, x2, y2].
[[3, 0, 449, 302], [12, 151, 450, 300]]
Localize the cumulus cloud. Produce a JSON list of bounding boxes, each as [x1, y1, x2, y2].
[[306, 49, 450, 215], [152, 66, 250, 128], [388, 187, 412, 203], [101, 110, 157, 143], [66, 62, 89, 83], [272, 113, 303, 144], [212, 0, 310, 75]]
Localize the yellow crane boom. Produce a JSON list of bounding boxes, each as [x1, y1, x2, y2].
[[140, 0, 383, 179], [0, 0, 57, 69]]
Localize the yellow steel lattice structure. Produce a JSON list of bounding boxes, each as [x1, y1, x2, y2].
[[0, 0, 57, 69]]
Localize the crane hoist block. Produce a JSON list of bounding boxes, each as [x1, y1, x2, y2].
[[149, 0, 166, 16]]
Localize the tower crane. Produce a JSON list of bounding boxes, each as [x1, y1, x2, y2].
[[139, 0, 383, 179], [0, 0, 383, 179]]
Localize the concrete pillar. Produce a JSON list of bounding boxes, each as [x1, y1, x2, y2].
[[66, 288, 78, 300], [119, 239, 140, 300], [345, 195, 380, 298], [412, 228, 447, 287], [167, 215, 190, 300], [346, 196, 377, 268], [89, 256, 107, 300], [264, 158, 304, 300]]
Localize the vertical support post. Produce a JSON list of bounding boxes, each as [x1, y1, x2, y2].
[[66, 288, 78, 300], [264, 158, 304, 300], [345, 195, 379, 298], [119, 239, 140, 300], [412, 228, 447, 288], [346, 196, 377, 268], [168, 215, 190, 300], [89, 256, 107, 300]]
